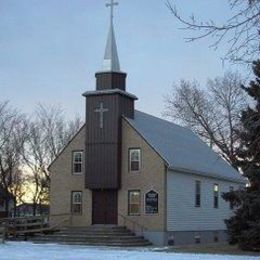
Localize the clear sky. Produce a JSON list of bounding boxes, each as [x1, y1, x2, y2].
[[1, 0, 241, 119]]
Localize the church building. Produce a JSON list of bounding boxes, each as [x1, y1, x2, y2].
[[49, 1, 245, 246]]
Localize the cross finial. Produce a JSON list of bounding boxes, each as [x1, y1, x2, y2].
[[106, 0, 119, 24]]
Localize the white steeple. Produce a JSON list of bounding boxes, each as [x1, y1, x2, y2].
[[102, 0, 121, 72]]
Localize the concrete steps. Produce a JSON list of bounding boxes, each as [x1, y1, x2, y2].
[[30, 226, 152, 247]]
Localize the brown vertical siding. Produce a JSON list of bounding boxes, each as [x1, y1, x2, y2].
[[85, 92, 135, 189], [95, 72, 127, 91]]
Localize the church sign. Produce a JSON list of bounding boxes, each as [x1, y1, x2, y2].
[[145, 190, 158, 214]]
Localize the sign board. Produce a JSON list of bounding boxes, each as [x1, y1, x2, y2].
[[145, 190, 158, 214]]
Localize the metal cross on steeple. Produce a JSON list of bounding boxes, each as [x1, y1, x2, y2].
[[102, 0, 121, 72], [106, 0, 119, 24]]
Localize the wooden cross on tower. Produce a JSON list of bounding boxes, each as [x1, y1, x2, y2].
[[106, 0, 119, 24], [94, 102, 109, 129]]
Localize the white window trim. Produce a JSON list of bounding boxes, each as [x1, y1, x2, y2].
[[72, 151, 83, 175], [128, 190, 141, 216], [71, 191, 82, 215], [72, 192, 82, 204], [129, 148, 141, 172]]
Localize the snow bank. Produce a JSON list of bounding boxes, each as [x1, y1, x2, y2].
[[0, 242, 259, 260]]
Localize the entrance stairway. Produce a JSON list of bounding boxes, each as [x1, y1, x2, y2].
[[30, 225, 152, 247]]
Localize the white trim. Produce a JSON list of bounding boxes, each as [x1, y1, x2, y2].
[[129, 148, 141, 172], [128, 190, 141, 216], [72, 151, 83, 175], [169, 166, 246, 184]]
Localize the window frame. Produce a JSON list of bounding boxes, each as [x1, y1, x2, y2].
[[213, 184, 219, 208], [72, 150, 83, 175], [128, 148, 141, 172], [71, 191, 82, 215], [128, 190, 141, 216], [229, 186, 234, 209], [214, 231, 219, 242], [195, 180, 201, 207]]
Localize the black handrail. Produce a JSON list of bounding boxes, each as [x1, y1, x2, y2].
[[118, 213, 147, 236]]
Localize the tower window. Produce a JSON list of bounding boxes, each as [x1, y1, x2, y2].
[[72, 151, 83, 174], [129, 148, 141, 172], [71, 191, 82, 214]]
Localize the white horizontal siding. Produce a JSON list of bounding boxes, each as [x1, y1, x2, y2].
[[167, 170, 240, 232]]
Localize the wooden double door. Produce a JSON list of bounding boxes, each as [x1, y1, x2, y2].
[[92, 190, 118, 225]]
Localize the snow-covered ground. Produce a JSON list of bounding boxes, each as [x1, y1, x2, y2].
[[0, 242, 259, 260]]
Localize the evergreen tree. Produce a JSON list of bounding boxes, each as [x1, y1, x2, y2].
[[223, 60, 260, 250]]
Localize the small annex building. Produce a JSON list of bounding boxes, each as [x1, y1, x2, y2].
[[49, 1, 245, 246]]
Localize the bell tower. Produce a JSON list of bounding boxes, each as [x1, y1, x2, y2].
[[83, 0, 137, 198]]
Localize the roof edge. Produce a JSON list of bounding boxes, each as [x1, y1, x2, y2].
[[123, 116, 170, 168], [82, 89, 138, 100], [168, 166, 246, 184], [47, 124, 86, 171]]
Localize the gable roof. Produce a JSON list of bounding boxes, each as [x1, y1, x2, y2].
[[125, 110, 245, 183]]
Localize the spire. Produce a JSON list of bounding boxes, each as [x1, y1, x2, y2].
[[102, 0, 121, 72]]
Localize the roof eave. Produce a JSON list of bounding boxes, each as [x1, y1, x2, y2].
[[47, 124, 86, 171], [168, 165, 247, 184], [123, 116, 170, 168], [82, 89, 138, 100]]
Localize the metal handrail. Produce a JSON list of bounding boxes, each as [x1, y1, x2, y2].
[[49, 212, 71, 217], [48, 212, 72, 228], [49, 216, 70, 231], [118, 213, 147, 236]]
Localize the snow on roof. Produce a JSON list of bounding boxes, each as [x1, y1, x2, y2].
[[125, 110, 244, 183]]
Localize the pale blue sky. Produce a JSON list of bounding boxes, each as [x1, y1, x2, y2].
[[1, 0, 241, 119]]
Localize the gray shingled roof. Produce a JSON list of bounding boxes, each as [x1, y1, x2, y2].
[[125, 110, 244, 183]]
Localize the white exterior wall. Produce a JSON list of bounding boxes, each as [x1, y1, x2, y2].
[[167, 170, 240, 232]]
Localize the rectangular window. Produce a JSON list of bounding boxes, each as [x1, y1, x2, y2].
[[230, 186, 234, 209], [195, 235, 201, 244], [72, 151, 83, 174], [214, 231, 219, 242], [214, 184, 219, 208], [71, 191, 82, 214], [129, 148, 141, 172], [195, 181, 201, 207], [128, 190, 141, 215]]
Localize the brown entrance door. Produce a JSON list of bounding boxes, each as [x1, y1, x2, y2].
[[92, 190, 118, 224]]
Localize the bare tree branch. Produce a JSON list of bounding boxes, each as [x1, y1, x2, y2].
[[22, 104, 83, 214], [166, 0, 260, 63], [0, 101, 28, 215], [163, 72, 247, 168]]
